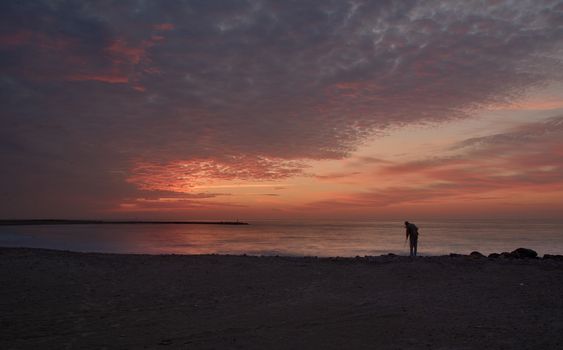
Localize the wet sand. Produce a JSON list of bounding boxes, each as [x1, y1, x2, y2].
[[1, 247, 562, 349]]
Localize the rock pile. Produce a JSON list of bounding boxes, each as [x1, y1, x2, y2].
[[487, 248, 538, 259]]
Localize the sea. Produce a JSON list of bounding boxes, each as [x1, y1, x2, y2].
[[1, 220, 562, 257]]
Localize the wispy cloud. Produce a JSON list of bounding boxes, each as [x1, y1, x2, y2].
[[127, 157, 305, 193], [308, 116, 563, 209]]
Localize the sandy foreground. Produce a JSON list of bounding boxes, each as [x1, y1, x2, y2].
[[1, 248, 562, 349]]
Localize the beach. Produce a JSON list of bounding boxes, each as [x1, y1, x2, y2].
[[1, 247, 562, 349]]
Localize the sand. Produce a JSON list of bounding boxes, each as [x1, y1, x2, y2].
[[1, 247, 562, 349]]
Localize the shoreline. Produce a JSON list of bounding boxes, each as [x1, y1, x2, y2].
[[2, 247, 563, 349], [1, 246, 562, 260]]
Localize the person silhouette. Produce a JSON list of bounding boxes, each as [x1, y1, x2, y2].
[[404, 221, 419, 257]]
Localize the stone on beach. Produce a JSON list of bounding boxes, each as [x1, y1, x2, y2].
[[510, 248, 538, 259], [487, 248, 538, 259], [543, 254, 563, 260]]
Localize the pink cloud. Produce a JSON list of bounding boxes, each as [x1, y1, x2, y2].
[[66, 73, 129, 84], [308, 116, 563, 210], [115, 197, 244, 213], [0, 30, 33, 46], [66, 33, 169, 87], [106, 39, 146, 65], [153, 23, 175, 31], [127, 156, 306, 193], [0, 24, 171, 89], [314, 172, 361, 181]]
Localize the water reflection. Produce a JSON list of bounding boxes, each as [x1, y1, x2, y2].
[[0, 220, 562, 256]]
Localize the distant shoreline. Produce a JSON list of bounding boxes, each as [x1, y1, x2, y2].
[[0, 219, 249, 226]]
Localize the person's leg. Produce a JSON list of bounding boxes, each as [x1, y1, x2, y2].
[[409, 239, 414, 256], [414, 238, 417, 256]]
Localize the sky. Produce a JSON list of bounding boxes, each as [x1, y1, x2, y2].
[[1, 0, 563, 221]]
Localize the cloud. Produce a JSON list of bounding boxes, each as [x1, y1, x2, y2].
[[452, 116, 563, 152], [309, 115, 563, 209], [153, 23, 175, 31], [1, 0, 563, 216], [127, 156, 306, 193], [115, 197, 245, 213], [315, 172, 361, 181]]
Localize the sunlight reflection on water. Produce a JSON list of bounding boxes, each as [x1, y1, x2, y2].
[[0, 220, 562, 256]]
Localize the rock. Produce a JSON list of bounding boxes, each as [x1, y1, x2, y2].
[[449, 253, 463, 257], [543, 254, 563, 261], [159, 339, 172, 345], [470, 251, 485, 258], [510, 248, 538, 259], [488, 253, 500, 258], [499, 252, 513, 259]]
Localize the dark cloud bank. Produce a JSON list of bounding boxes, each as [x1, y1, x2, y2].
[[1, 0, 562, 217]]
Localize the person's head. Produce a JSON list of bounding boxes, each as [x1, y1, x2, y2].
[[404, 221, 409, 226]]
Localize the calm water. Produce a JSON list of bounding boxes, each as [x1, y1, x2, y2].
[[1, 220, 562, 257]]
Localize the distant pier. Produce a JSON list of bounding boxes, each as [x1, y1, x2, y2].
[[0, 220, 249, 226]]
